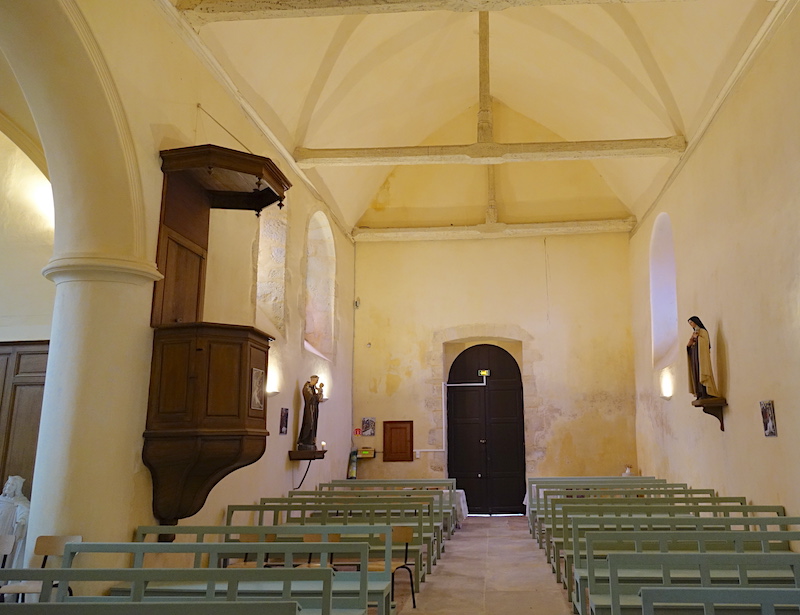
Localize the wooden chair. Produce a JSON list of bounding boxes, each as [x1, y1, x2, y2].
[[0, 535, 81, 603], [369, 526, 417, 609]]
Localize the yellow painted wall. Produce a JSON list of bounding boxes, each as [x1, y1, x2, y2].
[[631, 6, 800, 512], [353, 233, 637, 479], [0, 132, 54, 341], [13, 0, 357, 529]]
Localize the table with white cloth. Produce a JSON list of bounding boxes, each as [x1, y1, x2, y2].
[[444, 489, 469, 527]]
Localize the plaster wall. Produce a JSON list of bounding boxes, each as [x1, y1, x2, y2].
[[0, 0, 355, 541], [81, 0, 356, 521], [353, 234, 637, 479], [0, 132, 54, 341], [631, 5, 800, 512]]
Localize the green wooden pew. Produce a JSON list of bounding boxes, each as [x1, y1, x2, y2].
[[320, 479, 459, 535], [284, 490, 445, 562], [578, 530, 800, 615], [592, 552, 800, 615], [133, 524, 393, 615], [0, 568, 340, 615], [0, 603, 300, 615], [558, 503, 785, 603], [526, 477, 665, 542], [569, 513, 799, 615], [640, 586, 800, 615], [545, 494, 747, 573], [226, 501, 428, 591]]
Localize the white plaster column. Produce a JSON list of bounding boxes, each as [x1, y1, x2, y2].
[[25, 260, 160, 552]]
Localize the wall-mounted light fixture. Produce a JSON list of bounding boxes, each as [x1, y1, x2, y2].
[[659, 366, 674, 399]]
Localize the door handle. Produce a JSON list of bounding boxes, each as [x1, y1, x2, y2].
[[477, 473, 481, 478], [479, 439, 486, 443]]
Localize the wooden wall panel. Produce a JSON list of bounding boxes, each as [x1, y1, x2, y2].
[[0, 342, 48, 498], [383, 420, 413, 462]]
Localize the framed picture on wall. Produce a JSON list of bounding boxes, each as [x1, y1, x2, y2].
[[279, 407, 289, 435], [361, 417, 376, 436], [760, 400, 777, 436]]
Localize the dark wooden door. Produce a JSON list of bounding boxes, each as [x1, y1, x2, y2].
[[447, 344, 525, 514], [0, 342, 48, 499]]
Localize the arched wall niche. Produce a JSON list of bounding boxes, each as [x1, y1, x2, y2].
[[649, 212, 679, 370], [421, 324, 539, 476], [304, 211, 336, 358]]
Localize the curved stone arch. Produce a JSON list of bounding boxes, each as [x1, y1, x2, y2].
[[0, 1, 156, 278], [424, 323, 541, 475], [304, 211, 336, 357], [650, 212, 679, 370]]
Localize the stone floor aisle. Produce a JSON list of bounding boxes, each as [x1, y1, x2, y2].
[[393, 515, 573, 614]]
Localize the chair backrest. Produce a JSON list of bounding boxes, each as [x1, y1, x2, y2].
[[392, 526, 414, 545], [34, 535, 82, 568]]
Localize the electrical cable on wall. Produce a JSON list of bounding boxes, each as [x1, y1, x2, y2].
[[295, 460, 313, 490]]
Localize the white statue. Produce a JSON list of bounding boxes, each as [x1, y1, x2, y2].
[[0, 476, 30, 567]]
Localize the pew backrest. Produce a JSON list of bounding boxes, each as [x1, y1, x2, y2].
[[640, 586, 800, 615]]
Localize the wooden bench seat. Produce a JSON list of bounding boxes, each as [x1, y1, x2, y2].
[[133, 524, 393, 615], [0, 601, 302, 614], [526, 477, 665, 542], [226, 500, 428, 591], [545, 495, 749, 574], [568, 515, 800, 615], [61, 542, 370, 615], [590, 552, 800, 615], [281, 492, 444, 564], [640, 586, 800, 615], [320, 480, 458, 536], [573, 530, 800, 615], [0, 567, 348, 615], [540, 487, 718, 573]]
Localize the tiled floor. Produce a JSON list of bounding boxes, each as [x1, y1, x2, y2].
[[393, 515, 573, 614]]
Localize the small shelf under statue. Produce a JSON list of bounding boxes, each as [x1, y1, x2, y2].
[[692, 396, 728, 431], [288, 449, 327, 461]]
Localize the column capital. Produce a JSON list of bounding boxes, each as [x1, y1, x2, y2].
[[43, 255, 163, 285]]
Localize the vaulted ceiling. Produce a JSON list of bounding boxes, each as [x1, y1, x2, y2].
[[157, 1, 795, 238]]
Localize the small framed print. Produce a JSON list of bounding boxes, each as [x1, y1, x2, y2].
[[361, 417, 376, 437], [760, 400, 777, 437], [251, 368, 265, 410], [279, 407, 289, 435]]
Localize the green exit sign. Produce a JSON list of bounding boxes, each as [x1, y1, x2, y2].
[[478, 369, 490, 377]]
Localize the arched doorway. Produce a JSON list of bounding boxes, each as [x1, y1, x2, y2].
[[447, 344, 525, 514]]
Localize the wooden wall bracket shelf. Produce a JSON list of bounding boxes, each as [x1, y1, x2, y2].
[[288, 450, 328, 461], [691, 397, 728, 431]]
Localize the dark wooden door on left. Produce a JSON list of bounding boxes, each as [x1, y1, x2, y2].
[[0, 342, 48, 499], [447, 344, 525, 514]]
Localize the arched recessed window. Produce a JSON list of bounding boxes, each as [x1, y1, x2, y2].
[[256, 205, 287, 333], [304, 212, 335, 357], [649, 213, 679, 370]]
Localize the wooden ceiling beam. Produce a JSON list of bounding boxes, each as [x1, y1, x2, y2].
[[294, 136, 685, 168], [179, 0, 695, 26]]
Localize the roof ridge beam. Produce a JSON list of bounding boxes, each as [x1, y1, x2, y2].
[[180, 0, 697, 26], [353, 217, 637, 242], [295, 136, 685, 167]]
